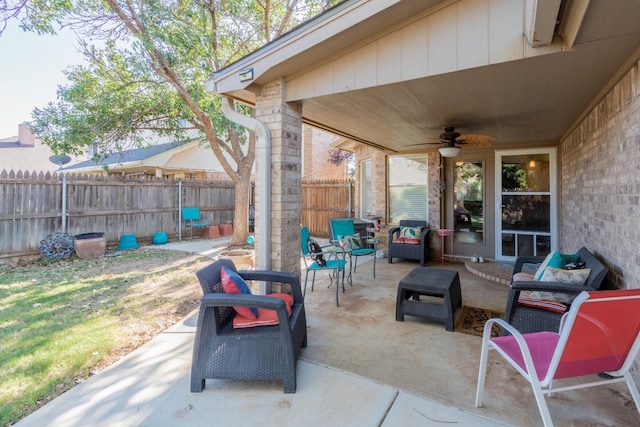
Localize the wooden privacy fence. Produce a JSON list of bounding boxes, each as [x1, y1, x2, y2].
[[0, 171, 353, 261], [301, 179, 354, 237], [0, 169, 235, 261]]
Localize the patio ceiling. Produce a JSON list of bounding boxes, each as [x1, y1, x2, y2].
[[212, 0, 640, 154]]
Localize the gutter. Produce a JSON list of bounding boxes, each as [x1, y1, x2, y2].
[[220, 96, 272, 275]]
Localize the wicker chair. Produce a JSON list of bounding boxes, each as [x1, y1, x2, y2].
[[190, 259, 307, 393], [387, 220, 431, 266], [504, 247, 608, 334]]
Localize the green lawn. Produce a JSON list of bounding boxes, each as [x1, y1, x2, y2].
[[0, 249, 205, 425]]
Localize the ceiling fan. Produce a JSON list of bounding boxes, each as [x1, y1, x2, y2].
[[424, 126, 495, 157]]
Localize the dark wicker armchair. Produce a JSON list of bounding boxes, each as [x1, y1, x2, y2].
[[504, 247, 608, 334], [191, 259, 307, 394], [387, 220, 431, 266]]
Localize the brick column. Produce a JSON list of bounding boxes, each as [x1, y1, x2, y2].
[[255, 79, 302, 274]]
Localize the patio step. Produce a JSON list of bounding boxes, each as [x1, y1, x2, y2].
[[464, 260, 512, 285]]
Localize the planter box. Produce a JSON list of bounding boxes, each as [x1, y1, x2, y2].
[[74, 233, 106, 259]]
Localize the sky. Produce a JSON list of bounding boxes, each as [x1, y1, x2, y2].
[[0, 20, 84, 138]]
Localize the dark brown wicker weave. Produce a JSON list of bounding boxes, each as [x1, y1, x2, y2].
[[387, 220, 431, 266], [504, 247, 608, 334], [191, 259, 307, 394]]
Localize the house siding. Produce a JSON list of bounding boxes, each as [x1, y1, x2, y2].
[[560, 59, 640, 289], [286, 0, 557, 102]]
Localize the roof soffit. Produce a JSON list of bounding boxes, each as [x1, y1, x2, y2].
[[210, 0, 640, 154]]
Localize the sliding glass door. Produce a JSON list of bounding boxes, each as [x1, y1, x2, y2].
[[495, 149, 557, 261]]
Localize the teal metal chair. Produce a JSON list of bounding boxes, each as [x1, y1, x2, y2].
[[301, 226, 347, 306], [181, 207, 210, 240], [329, 218, 376, 278]]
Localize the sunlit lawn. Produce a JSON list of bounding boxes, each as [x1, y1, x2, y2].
[[0, 250, 204, 425]]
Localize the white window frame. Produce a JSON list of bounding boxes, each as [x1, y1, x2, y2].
[[387, 155, 428, 224], [495, 148, 558, 261]]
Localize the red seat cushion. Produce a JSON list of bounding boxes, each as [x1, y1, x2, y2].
[[233, 293, 294, 329]]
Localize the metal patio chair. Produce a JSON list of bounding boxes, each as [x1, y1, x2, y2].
[[328, 218, 376, 278], [301, 226, 347, 306], [476, 289, 640, 426]]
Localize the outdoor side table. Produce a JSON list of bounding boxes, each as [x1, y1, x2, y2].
[[395, 267, 462, 332], [438, 229, 454, 263]]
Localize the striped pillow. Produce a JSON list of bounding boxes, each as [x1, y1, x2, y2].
[[517, 297, 567, 314]]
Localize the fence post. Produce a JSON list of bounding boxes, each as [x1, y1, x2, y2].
[[61, 174, 68, 233], [348, 180, 352, 218]]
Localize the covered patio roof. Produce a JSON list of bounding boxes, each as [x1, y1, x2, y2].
[[209, 0, 640, 153]]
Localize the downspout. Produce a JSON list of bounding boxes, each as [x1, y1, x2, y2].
[[220, 96, 272, 273]]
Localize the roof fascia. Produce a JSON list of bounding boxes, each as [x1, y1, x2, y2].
[[524, 0, 562, 47]]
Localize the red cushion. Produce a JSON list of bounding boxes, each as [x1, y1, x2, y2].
[[394, 237, 421, 245], [233, 293, 294, 329], [512, 272, 535, 282], [221, 266, 258, 319], [518, 297, 567, 314]]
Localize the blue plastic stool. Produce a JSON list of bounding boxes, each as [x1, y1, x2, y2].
[[118, 234, 139, 250]]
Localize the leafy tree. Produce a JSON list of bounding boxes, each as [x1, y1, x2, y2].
[[1, 0, 339, 245]]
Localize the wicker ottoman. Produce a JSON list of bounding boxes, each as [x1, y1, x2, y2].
[[395, 267, 462, 331]]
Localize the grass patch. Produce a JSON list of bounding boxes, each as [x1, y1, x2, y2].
[[0, 249, 207, 425]]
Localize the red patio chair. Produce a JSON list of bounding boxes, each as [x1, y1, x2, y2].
[[476, 289, 640, 427]]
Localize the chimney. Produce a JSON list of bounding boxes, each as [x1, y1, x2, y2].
[[18, 123, 35, 146]]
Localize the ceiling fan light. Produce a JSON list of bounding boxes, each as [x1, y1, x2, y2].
[[439, 146, 461, 157]]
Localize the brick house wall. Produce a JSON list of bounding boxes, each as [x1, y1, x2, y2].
[[560, 59, 640, 289], [302, 127, 347, 179]]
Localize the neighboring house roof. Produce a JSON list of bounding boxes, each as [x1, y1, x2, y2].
[[61, 139, 228, 175], [0, 128, 83, 173]]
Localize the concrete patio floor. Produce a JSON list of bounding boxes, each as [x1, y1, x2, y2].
[[15, 238, 639, 426]]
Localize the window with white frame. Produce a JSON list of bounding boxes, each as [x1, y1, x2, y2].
[[360, 160, 373, 218], [388, 155, 428, 224]]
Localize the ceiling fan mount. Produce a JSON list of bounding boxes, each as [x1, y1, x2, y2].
[[439, 126, 463, 144]]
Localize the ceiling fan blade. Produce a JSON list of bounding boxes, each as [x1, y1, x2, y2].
[[456, 134, 495, 146]]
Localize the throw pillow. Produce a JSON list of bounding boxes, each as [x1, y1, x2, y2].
[[233, 293, 294, 329], [397, 226, 422, 244], [341, 234, 363, 250], [547, 252, 580, 269], [528, 267, 592, 304], [540, 266, 591, 286], [533, 252, 556, 280], [528, 290, 574, 304], [221, 266, 258, 319]]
